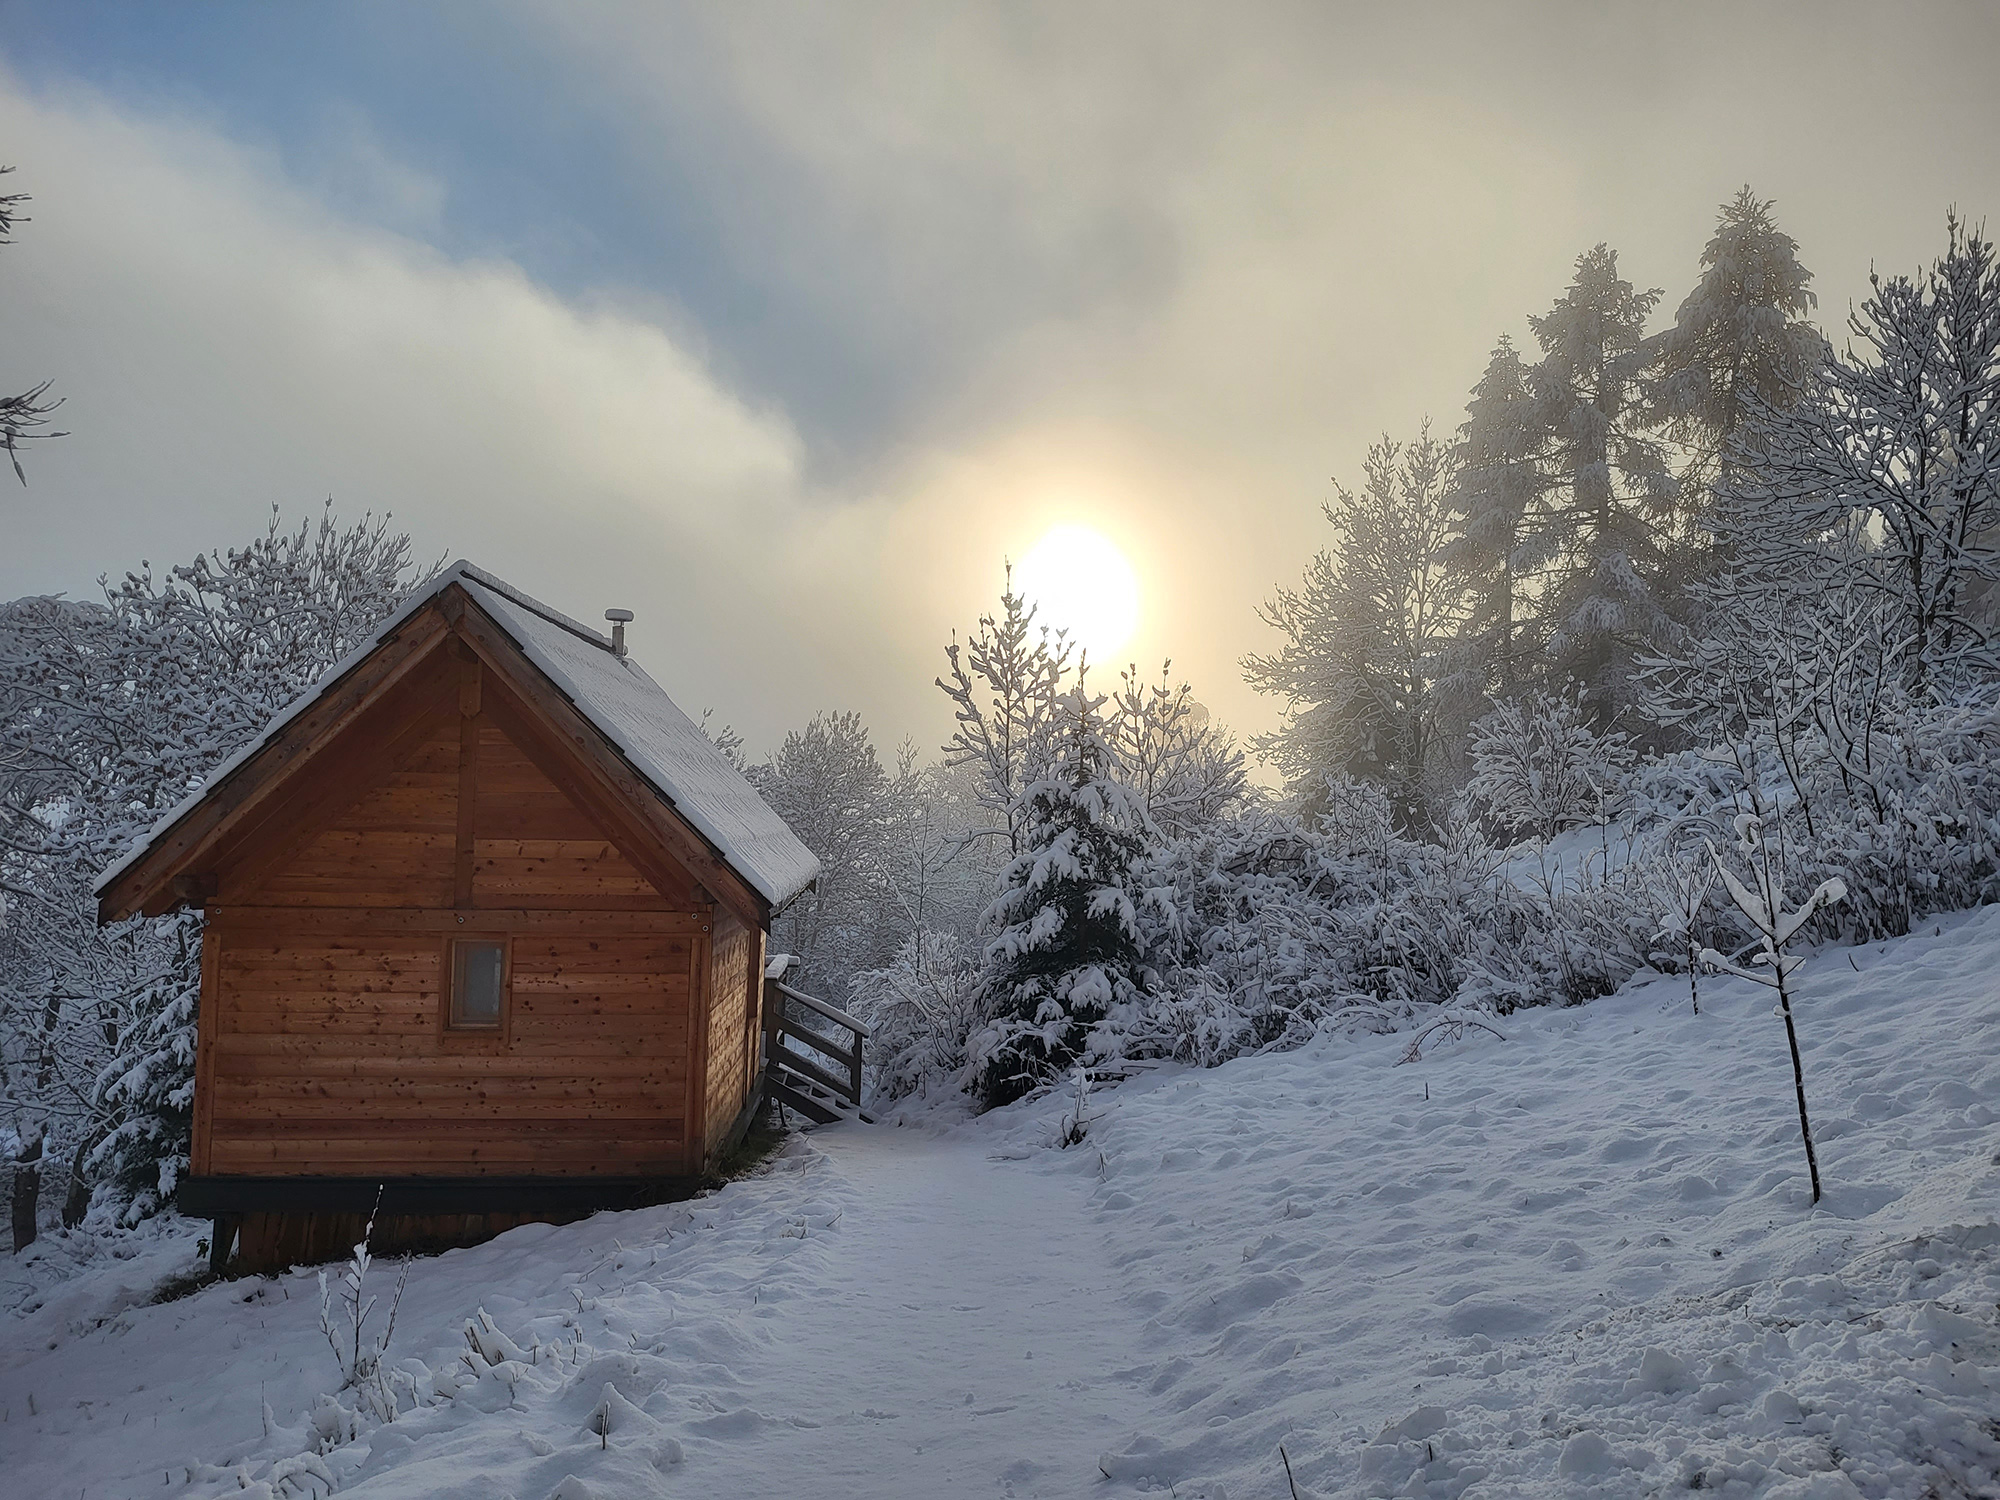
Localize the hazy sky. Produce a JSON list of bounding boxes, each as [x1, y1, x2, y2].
[[5, 2, 1999, 760]]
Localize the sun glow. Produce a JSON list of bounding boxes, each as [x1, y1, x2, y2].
[[1013, 523, 1140, 664]]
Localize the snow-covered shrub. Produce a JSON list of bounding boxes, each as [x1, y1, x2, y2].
[[1466, 685, 1635, 843], [1140, 790, 1596, 1046], [1647, 845, 1719, 1014], [847, 929, 981, 1103], [318, 1203, 412, 1423]]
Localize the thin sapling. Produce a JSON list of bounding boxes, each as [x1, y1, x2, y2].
[[1653, 850, 1719, 1015], [1700, 813, 1847, 1204], [317, 1189, 412, 1421]]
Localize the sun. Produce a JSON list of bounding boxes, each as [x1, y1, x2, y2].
[[1013, 524, 1140, 664]]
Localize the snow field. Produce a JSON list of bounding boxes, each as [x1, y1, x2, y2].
[[1037, 905, 2000, 1496], [3, 903, 1999, 1498]]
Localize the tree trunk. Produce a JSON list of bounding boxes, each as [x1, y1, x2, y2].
[[60, 1136, 93, 1229], [1775, 971, 1822, 1204], [11, 1124, 44, 1253]]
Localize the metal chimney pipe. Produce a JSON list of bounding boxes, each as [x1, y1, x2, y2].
[[604, 608, 633, 656]]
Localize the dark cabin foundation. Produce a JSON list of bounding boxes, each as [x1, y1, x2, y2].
[[188, 1172, 711, 1273]]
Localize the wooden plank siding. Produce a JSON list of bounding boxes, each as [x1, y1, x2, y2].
[[704, 910, 754, 1154], [197, 677, 716, 1183]]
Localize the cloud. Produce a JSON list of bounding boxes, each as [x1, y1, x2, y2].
[[0, 71, 837, 746]]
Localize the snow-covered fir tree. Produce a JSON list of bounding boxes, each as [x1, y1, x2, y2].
[[1442, 335, 1544, 695], [1246, 426, 1470, 828], [1648, 187, 1823, 490], [971, 679, 1154, 1107], [1524, 245, 1679, 725]]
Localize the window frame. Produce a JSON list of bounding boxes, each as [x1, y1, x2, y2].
[[443, 934, 512, 1038]]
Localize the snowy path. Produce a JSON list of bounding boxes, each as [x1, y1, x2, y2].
[[639, 1128, 1156, 1498]]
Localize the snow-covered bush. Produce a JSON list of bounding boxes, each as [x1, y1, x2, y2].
[[1466, 685, 1635, 843], [318, 1202, 412, 1423], [847, 929, 981, 1103], [1136, 780, 1657, 1051]]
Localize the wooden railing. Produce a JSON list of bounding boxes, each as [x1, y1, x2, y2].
[[762, 956, 871, 1124]]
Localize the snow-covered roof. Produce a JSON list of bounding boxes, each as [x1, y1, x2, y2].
[[95, 561, 819, 913]]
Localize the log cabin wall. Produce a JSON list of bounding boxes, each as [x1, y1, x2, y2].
[[194, 649, 713, 1186]]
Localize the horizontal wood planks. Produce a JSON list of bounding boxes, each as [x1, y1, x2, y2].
[[209, 916, 694, 1175], [471, 726, 683, 909], [704, 910, 753, 1154]]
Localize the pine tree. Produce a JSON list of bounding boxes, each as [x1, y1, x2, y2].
[[972, 680, 1153, 1107], [1650, 187, 1823, 487], [1524, 244, 1678, 726], [1443, 336, 1545, 692], [1245, 427, 1469, 827]]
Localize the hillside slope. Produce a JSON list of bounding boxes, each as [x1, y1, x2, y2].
[[4, 906, 1998, 1498]]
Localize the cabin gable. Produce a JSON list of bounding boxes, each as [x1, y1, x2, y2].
[[215, 656, 697, 915]]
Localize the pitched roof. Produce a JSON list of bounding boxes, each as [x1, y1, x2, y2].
[[94, 561, 819, 912]]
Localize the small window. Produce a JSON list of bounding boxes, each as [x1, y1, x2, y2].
[[449, 939, 507, 1030]]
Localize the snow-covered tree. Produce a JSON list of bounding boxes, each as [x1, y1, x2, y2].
[[1, 504, 429, 1232], [1716, 215, 2000, 702], [970, 681, 1154, 1106], [936, 569, 1073, 857], [1524, 245, 1679, 724], [1649, 187, 1823, 492], [1246, 427, 1470, 827], [848, 929, 981, 1103], [1443, 336, 1546, 695], [1105, 663, 1247, 839], [1701, 810, 1848, 1205], [752, 711, 896, 998]]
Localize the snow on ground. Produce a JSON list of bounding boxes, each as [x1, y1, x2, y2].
[[5, 906, 1999, 1499]]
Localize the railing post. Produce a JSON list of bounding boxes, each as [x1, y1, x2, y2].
[[848, 1025, 863, 1106], [762, 976, 782, 1082]]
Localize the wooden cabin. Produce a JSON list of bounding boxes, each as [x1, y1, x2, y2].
[[94, 563, 820, 1272]]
